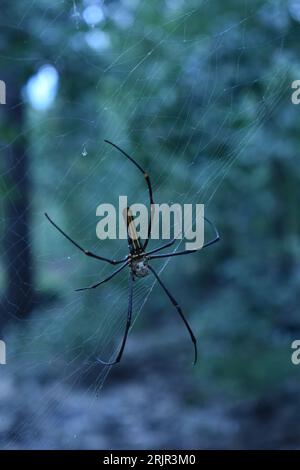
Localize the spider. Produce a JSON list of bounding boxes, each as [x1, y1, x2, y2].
[[45, 140, 220, 366]]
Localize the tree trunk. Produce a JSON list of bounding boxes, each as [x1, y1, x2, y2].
[[0, 82, 34, 332]]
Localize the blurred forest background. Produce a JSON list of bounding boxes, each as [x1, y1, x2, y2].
[[0, 0, 300, 449]]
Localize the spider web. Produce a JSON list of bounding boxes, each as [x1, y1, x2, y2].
[[0, 0, 292, 449]]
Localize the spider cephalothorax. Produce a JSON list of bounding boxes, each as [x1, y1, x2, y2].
[[131, 256, 150, 278], [45, 139, 220, 366]]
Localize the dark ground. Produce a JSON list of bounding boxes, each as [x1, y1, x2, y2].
[[0, 329, 299, 450]]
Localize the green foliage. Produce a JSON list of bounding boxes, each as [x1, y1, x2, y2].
[[1, 0, 300, 398]]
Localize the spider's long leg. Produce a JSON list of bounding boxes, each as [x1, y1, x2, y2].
[[148, 217, 220, 260], [104, 140, 154, 251], [148, 235, 219, 260], [97, 271, 134, 366], [45, 213, 127, 265], [148, 265, 197, 365], [75, 261, 129, 292], [144, 238, 176, 256]]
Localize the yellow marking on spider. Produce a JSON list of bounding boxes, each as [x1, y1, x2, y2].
[[123, 207, 142, 253]]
